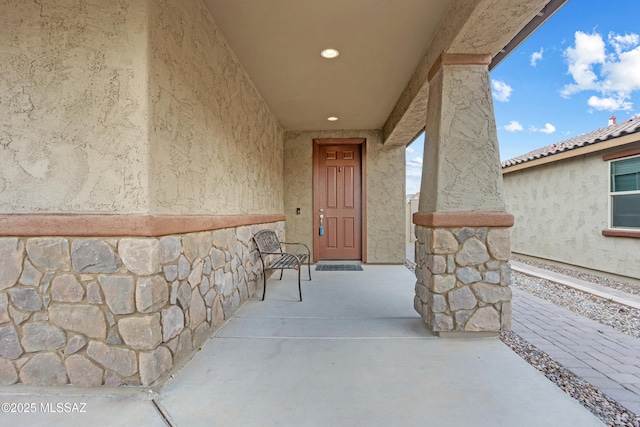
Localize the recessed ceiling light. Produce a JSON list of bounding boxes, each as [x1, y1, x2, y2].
[[321, 48, 339, 59], [327, 116, 339, 121]]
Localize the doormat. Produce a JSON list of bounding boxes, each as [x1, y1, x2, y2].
[[315, 265, 363, 271]]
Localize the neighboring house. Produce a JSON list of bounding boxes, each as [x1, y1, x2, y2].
[[502, 116, 640, 280], [406, 193, 420, 243]]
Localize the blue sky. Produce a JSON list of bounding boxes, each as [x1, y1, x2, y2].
[[406, 0, 640, 195]]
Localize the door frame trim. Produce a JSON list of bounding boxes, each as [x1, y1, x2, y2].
[[313, 138, 367, 263]]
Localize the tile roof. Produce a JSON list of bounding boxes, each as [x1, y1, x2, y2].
[[501, 115, 640, 168]]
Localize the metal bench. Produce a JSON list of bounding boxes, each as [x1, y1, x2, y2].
[[253, 229, 311, 301]]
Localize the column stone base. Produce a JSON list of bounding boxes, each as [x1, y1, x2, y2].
[[414, 225, 512, 334]]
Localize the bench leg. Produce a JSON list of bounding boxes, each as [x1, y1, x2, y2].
[[279, 268, 284, 280], [307, 258, 311, 280], [298, 267, 302, 301], [262, 269, 267, 301]]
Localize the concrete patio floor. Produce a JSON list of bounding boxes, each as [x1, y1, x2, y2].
[[0, 265, 604, 426]]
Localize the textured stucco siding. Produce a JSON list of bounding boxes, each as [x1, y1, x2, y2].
[[148, 0, 284, 215], [504, 151, 640, 279], [0, 0, 284, 216], [367, 132, 407, 263], [284, 130, 405, 263], [0, 0, 150, 213], [420, 65, 505, 213]]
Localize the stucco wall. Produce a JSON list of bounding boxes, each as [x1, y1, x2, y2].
[[284, 130, 405, 263], [148, 0, 284, 215], [420, 65, 505, 213], [0, 0, 284, 216], [504, 148, 640, 279], [0, 0, 149, 213]]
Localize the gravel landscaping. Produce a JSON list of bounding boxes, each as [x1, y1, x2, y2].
[[513, 255, 640, 297]]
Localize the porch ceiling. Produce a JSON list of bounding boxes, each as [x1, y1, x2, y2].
[[203, 0, 448, 132], [203, 0, 565, 142]]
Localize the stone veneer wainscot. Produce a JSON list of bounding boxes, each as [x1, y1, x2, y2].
[[0, 222, 284, 387], [414, 225, 512, 333]]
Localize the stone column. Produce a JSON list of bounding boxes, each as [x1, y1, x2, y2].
[[413, 54, 514, 336]]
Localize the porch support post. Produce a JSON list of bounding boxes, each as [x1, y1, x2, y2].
[[413, 54, 514, 336]]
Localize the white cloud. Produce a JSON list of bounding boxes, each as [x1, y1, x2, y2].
[[561, 30, 640, 111], [491, 80, 512, 102], [406, 146, 415, 154], [561, 31, 606, 97], [407, 157, 422, 168], [406, 169, 421, 195], [540, 123, 556, 134], [601, 46, 640, 93], [609, 32, 639, 55], [504, 121, 523, 132], [530, 48, 544, 67], [531, 123, 556, 134], [587, 95, 632, 111]]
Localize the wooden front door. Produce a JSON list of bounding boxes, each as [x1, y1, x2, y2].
[[315, 142, 362, 260]]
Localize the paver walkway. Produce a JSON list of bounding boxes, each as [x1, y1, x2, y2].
[[512, 287, 640, 416]]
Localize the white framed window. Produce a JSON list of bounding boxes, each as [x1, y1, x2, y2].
[[609, 154, 640, 229]]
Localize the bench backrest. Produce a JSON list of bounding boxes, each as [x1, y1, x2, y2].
[[253, 230, 282, 254]]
